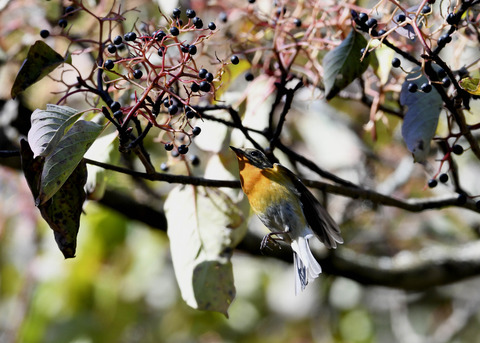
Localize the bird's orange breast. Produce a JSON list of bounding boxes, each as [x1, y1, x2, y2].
[[237, 161, 298, 215]]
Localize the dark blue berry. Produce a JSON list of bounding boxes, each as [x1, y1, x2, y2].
[[193, 17, 203, 29], [199, 68, 208, 78], [199, 81, 211, 92], [173, 8, 181, 18], [421, 5, 431, 14], [186, 110, 195, 119], [231, 55, 240, 64], [442, 77, 451, 87], [366, 18, 377, 28], [205, 72, 214, 82], [294, 18, 302, 27], [439, 173, 449, 183], [428, 179, 438, 188], [165, 143, 174, 151], [181, 44, 190, 53], [190, 155, 200, 166], [160, 162, 169, 171], [178, 145, 189, 154], [446, 13, 457, 25], [104, 60, 115, 70], [186, 9, 196, 18], [192, 126, 201, 136], [158, 47, 165, 56], [208, 22, 217, 30], [113, 35, 123, 45], [358, 13, 368, 23], [408, 83, 418, 93], [107, 44, 116, 53], [58, 19, 68, 28], [188, 45, 197, 55], [452, 144, 463, 155], [245, 72, 254, 81], [110, 101, 121, 112], [396, 14, 406, 22], [124, 32, 137, 41], [170, 27, 180, 36], [421, 83, 432, 93], [154, 30, 166, 41], [133, 69, 143, 79], [219, 12, 228, 23], [191, 83, 200, 92], [40, 30, 50, 38], [392, 58, 401, 68], [168, 104, 179, 115]]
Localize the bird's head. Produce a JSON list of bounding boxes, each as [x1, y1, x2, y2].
[[230, 146, 274, 169]]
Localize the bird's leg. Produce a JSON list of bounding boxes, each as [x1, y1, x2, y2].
[[260, 231, 289, 250]]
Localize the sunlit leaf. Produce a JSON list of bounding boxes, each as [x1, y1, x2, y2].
[[28, 104, 82, 158], [165, 185, 247, 316], [37, 119, 104, 205], [213, 59, 250, 100], [11, 41, 68, 98], [323, 30, 370, 100], [400, 71, 443, 163], [459, 77, 480, 95]]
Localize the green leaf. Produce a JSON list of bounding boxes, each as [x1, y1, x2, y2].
[[37, 119, 104, 205], [20, 139, 87, 258], [11, 41, 67, 98], [400, 71, 443, 163], [323, 30, 370, 100], [28, 104, 82, 158], [165, 185, 247, 316], [459, 77, 480, 95]]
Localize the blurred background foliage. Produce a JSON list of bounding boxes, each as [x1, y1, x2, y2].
[[1, 0, 480, 342]]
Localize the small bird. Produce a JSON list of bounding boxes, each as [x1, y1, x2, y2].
[[230, 146, 343, 294]]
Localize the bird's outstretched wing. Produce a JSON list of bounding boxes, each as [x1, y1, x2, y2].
[[277, 164, 343, 249]]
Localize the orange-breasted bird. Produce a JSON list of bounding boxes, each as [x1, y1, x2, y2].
[[230, 146, 343, 294]]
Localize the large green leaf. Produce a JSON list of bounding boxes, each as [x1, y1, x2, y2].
[[165, 185, 247, 316], [28, 104, 82, 158], [323, 30, 370, 100], [37, 119, 104, 205], [11, 41, 68, 98], [400, 72, 443, 163], [20, 139, 87, 258]]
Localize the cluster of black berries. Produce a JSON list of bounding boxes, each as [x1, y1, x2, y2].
[[39, 5, 77, 38]]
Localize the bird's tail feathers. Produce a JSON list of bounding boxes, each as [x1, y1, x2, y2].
[[291, 235, 322, 294]]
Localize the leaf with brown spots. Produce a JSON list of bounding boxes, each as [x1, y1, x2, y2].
[[20, 139, 87, 258]]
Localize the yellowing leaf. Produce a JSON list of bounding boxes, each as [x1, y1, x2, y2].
[[459, 77, 480, 95]]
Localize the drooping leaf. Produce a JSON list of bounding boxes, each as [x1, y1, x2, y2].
[[400, 71, 443, 163], [165, 185, 247, 316], [37, 119, 104, 205], [11, 41, 68, 98], [28, 104, 82, 158], [323, 29, 371, 100], [459, 77, 480, 95], [20, 139, 87, 258]]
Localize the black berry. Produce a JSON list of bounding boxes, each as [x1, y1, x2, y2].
[[163, 98, 172, 107], [40, 30, 50, 38], [113, 35, 123, 45], [160, 162, 169, 171], [358, 13, 368, 23], [446, 13, 457, 25], [58, 19, 68, 28], [208, 22, 217, 30], [104, 59, 115, 70], [190, 155, 200, 166], [452, 144, 464, 155], [408, 83, 418, 93], [154, 30, 166, 41], [133, 69, 143, 79], [199, 81, 211, 92], [248, 0, 256, 3], [442, 77, 451, 88], [245, 72, 254, 81], [186, 110, 195, 119], [421, 5, 431, 14], [173, 8, 181, 18], [437, 68, 447, 78], [392, 58, 401, 68], [438, 34, 452, 46], [178, 145, 189, 154], [193, 17, 203, 29], [205, 72, 214, 82], [186, 9, 196, 18], [64, 6, 75, 15], [360, 48, 369, 57], [168, 104, 179, 115], [219, 12, 228, 23], [192, 126, 201, 136], [181, 44, 189, 53], [165, 143, 174, 151], [199, 68, 208, 79], [191, 83, 200, 92], [377, 29, 386, 36], [294, 18, 302, 27], [107, 44, 117, 54], [439, 173, 449, 183], [421, 83, 432, 93], [124, 32, 137, 41], [110, 101, 121, 112], [170, 27, 180, 36], [231, 55, 240, 65], [366, 18, 377, 28], [158, 47, 165, 56], [188, 45, 197, 55], [113, 110, 123, 119], [428, 179, 438, 188], [396, 14, 406, 22]]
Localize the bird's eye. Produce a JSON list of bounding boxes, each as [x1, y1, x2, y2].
[[250, 151, 259, 157]]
